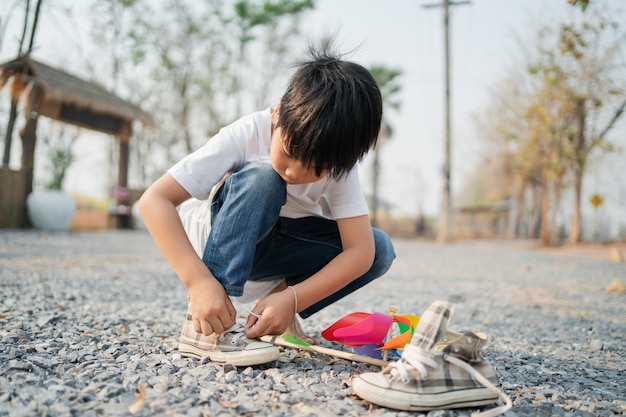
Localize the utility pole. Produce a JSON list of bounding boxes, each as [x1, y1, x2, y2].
[[422, 0, 469, 243]]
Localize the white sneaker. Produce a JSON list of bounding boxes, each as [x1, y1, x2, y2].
[[178, 307, 279, 366]]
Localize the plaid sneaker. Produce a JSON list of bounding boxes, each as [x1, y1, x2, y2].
[[353, 301, 511, 417], [178, 308, 279, 366]]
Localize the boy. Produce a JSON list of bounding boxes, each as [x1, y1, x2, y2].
[[138, 46, 396, 366]]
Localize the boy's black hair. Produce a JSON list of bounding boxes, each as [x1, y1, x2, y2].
[[277, 45, 383, 180]]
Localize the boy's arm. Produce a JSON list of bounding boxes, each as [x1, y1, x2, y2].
[[245, 214, 375, 338], [138, 173, 236, 335]]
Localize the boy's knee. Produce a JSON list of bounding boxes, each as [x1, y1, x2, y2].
[[372, 229, 395, 275], [238, 161, 275, 176], [230, 162, 286, 198]]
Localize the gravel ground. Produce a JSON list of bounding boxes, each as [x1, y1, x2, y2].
[[1, 230, 625, 417]]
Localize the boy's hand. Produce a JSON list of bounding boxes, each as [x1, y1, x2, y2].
[[188, 277, 237, 335], [244, 289, 295, 339]]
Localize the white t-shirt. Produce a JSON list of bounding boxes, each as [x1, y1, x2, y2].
[[168, 107, 369, 220]]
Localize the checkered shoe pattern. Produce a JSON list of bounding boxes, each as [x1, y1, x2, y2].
[[353, 301, 512, 417], [411, 300, 454, 350], [178, 306, 279, 366]]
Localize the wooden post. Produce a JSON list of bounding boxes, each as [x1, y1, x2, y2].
[[19, 84, 43, 227], [115, 120, 132, 228], [118, 120, 132, 189]]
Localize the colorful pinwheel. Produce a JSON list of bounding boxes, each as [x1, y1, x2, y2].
[[321, 309, 419, 358]]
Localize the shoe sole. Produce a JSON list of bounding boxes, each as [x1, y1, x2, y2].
[[352, 376, 500, 411], [178, 342, 279, 366]]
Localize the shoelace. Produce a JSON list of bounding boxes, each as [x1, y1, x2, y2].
[[218, 323, 248, 344], [389, 344, 512, 417], [445, 355, 512, 417], [389, 344, 438, 383]]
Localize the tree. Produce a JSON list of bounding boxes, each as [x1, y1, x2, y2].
[[231, 0, 314, 117], [2, 0, 42, 168], [110, 0, 236, 186], [477, 67, 571, 244], [474, 2, 625, 245], [553, 5, 626, 242], [2, 0, 44, 203], [368, 65, 402, 228], [88, 0, 144, 196], [523, 69, 576, 245], [0, 0, 25, 57], [85, 0, 315, 191]]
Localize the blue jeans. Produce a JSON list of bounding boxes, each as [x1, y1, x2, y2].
[[202, 162, 396, 319]]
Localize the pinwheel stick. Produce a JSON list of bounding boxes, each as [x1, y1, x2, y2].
[[260, 335, 389, 367]]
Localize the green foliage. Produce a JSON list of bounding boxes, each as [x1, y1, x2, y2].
[[92, 0, 317, 186], [234, 0, 315, 45], [568, 0, 590, 12], [45, 148, 75, 191], [369, 65, 403, 113], [40, 124, 79, 191]]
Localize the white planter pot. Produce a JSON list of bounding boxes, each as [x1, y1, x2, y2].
[[132, 201, 147, 230], [27, 190, 77, 231]]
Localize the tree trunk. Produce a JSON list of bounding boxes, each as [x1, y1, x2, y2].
[[539, 191, 551, 246], [507, 191, 520, 238], [539, 172, 552, 246], [569, 99, 586, 244], [2, 99, 19, 166], [551, 177, 563, 243], [18, 84, 44, 227], [19, 114, 39, 227], [371, 146, 380, 228], [529, 185, 542, 239], [570, 169, 583, 243]]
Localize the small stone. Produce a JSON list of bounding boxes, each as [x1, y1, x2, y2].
[[272, 383, 288, 393], [588, 339, 604, 351]]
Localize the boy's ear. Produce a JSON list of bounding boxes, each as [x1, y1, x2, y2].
[[272, 102, 281, 124]]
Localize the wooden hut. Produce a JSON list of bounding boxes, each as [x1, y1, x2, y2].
[[0, 55, 153, 228]]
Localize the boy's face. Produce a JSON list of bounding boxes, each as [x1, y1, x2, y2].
[[270, 108, 328, 185]]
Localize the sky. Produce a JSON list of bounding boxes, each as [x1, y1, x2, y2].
[[300, 0, 577, 216], [1, 0, 625, 234], [299, 0, 626, 232]]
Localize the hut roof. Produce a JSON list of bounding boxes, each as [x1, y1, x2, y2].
[[0, 55, 153, 127]]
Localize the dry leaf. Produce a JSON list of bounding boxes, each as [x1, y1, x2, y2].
[[609, 247, 624, 263], [606, 278, 626, 293], [128, 384, 147, 414], [292, 403, 315, 414], [217, 397, 238, 409]]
